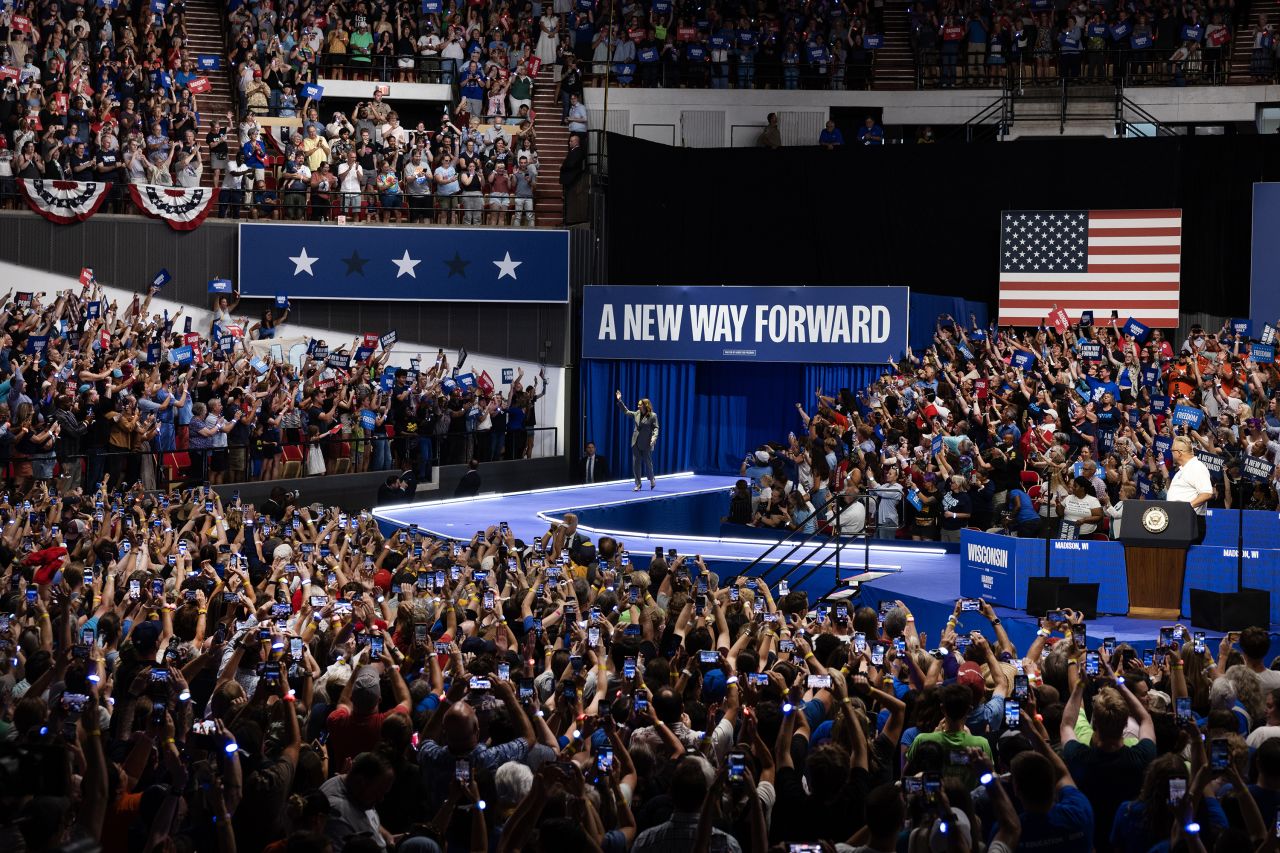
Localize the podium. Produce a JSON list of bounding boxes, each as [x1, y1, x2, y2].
[[1118, 501, 1199, 620]]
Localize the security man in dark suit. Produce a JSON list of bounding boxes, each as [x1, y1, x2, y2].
[[577, 441, 611, 484]]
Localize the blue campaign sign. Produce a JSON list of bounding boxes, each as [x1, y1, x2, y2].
[[1123, 316, 1150, 341], [456, 372, 476, 390], [582, 285, 909, 363], [275, 295, 290, 309], [1079, 310, 1094, 327], [197, 55, 221, 70], [864, 34, 884, 49], [380, 330, 397, 349], [209, 278, 233, 294], [501, 368, 514, 383], [959, 530, 1022, 608], [1110, 22, 1132, 41], [1142, 365, 1160, 386], [1181, 24, 1203, 42], [421, 0, 442, 10], [1254, 342, 1276, 364], [931, 435, 943, 456], [170, 345, 194, 365], [25, 335, 48, 356], [1087, 23, 1108, 37], [1130, 34, 1152, 49], [360, 409, 377, 430], [146, 343, 161, 364], [1172, 404, 1205, 430], [1264, 323, 1278, 345], [379, 367, 396, 392], [687, 45, 706, 61], [1079, 342, 1102, 360], [1233, 318, 1253, 337], [301, 83, 324, 101], [86, 301, 101, 319], [1153, 435, 1173, 461], [1150, 395, 1169, 414], [238, 223, 569, 303], [638, 47, 659, 62], [1012, 350, 1036, 369], [152, 268, 171, 289]]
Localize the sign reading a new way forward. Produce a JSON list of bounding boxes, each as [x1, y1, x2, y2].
[[237, 223, 569, 303], [582, 285, 910, 363]]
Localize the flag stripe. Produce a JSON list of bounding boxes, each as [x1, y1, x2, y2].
[[1087, 209, 1183, 220], [1000, 288, 1184, 299], [1085, 261, 1182, 270], [999, 208, 1181, 327], [1086, 245, 1181, 255], [999, 272, 1178, 283], [1085, 256, 1180, 265], [1085, 233, 1182, 245], [1000, 299, 1180, 309], [1088, 228, 1182, 239]]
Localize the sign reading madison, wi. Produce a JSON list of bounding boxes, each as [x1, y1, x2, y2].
[[582, 285, 909, 364]]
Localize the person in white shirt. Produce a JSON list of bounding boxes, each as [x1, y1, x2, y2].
[[834, 485, 867, 535], [1056, 476, 1102, 536], [338, 151, 364, 217], [1168, 436, 1214, 540]]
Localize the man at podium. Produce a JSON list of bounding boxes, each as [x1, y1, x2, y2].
[[1167, 437, 1213, 541]]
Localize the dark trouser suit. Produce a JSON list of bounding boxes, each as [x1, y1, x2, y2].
[[632, 442, 654, 485]]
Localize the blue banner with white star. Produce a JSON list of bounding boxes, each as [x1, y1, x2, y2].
[[236, 223, 570, 303]]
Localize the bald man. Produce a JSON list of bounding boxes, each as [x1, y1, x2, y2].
[[416, 673, 535, 808], [1168, 436, 1213, 541]]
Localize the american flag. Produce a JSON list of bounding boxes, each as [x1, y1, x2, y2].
[[998, 209, 1182, 328]]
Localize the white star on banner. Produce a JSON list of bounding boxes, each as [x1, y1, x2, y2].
[[493, 252, 522, 280], [392, 250, 421, 279], [289, 247, 319, 276]]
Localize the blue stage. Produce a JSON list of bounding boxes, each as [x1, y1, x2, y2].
[[372, 474, 1279, 656]]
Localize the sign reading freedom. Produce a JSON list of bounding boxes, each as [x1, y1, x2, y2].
[[582, 285, 909, 363]]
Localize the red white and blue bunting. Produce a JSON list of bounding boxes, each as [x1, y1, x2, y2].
[[20, 178, 111, 224], [128, 184, 218, 231]]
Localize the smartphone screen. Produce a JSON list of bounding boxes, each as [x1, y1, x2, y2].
[[1176, 696, 1192, 723], [1168, 778, 1186, 804], [728, 751, 746, 784], [1211, 739, 1230, 770]]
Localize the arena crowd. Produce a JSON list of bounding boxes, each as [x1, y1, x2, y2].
[[739, 312, 1280, 541], [0, 281, 549, 490]]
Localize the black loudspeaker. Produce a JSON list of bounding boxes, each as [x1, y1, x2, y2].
[[1057, 583, 1099, 621], [1026, 577, 1069, 617], [1189, 587, 1270, 633]]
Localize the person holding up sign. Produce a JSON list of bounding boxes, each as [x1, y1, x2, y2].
[[616, 390, 659, 491]]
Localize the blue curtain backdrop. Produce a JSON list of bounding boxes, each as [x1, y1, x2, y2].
[[579, 293, 989, 476], [582, 360, 895, 475]]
